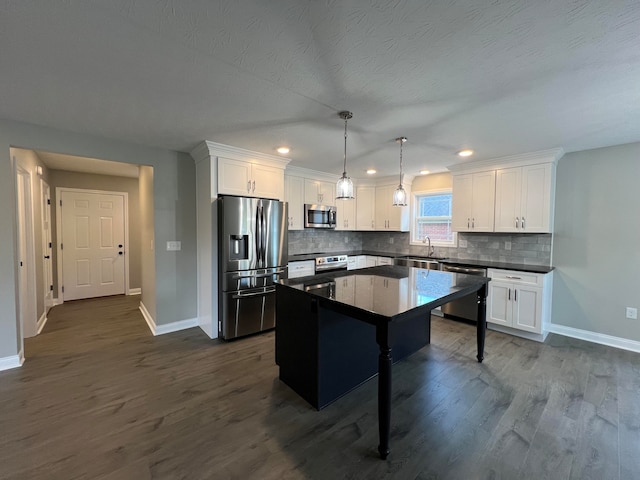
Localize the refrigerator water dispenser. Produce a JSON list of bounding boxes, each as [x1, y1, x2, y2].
[[229, 234, 248, 260]]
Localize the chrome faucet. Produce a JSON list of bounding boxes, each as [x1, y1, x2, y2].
[[423, 235, 435, 257]]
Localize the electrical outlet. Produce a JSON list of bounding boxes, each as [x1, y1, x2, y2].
[[389, 237, 394, 244], [626, 307, 637, 320], [166, 241, 181, 251]]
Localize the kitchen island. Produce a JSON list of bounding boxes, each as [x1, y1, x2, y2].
[[275, 265, 490, 459]]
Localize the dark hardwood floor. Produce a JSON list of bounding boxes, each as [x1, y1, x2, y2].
[[1, 295, 639, 479]]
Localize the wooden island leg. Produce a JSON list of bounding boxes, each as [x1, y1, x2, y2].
[[376, 324, 392, 459], [476, 283, 487, 363]]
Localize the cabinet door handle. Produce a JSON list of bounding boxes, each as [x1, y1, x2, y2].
[[515, 217, 519, 228], [472, 218, 475, 228], [508, 288, 511, 300], [521, 217, 525, 229], [252, 180, 256, 192], [371, 220, 374, 228], [505, 275, 521, 280], [514, 289, 517, 301], [467, 218, 470, 228], [247, 181, 251, 193]]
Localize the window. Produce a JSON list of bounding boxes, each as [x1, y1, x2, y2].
[[411, 189, 457, 246]]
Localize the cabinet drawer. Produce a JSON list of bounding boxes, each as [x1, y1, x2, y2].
[[377, 256, 393, 266], [488, 269, 543, 287]]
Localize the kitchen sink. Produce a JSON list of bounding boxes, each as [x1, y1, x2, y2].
[[394, 256, 442, 270]]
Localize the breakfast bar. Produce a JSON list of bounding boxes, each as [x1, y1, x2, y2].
[[275, 265, 490, 459]]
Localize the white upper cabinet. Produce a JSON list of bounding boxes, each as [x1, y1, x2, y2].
[[304, 179, 336, 205], [451, 171, 496, 232], [449, 148, 562, 234], [375, 184, 411, 231], [520, 163, 554, 232], [355, 186, 376, 231], [335, 198, 356, 230], [218, 156, 285, 200], [284, 175, 305, 230], [495, 163, 554, 233]]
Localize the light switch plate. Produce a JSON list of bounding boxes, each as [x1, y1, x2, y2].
[[166, 241, 181, 251], [626, 307, 637, 320]]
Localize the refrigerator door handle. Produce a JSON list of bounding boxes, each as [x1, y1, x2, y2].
[[232, 286, 276, 298], [256, 202, 262, 267], [259, 203, 265, 267]]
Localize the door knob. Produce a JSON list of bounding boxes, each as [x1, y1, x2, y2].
[[44, 255, 50, 259], [118, 252, 123, 255], [118, 244, 123, 248]]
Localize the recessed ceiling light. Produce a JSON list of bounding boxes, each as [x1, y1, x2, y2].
[[457, 149, 474, 157], [366, 169, 377, 174], [419, 170, 430, 175], [276, 146, 290, 154]]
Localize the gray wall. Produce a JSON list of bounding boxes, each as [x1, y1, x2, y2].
[[48, 170, 142, 291], [1, 119, 197, 360], [139, 166, 156, 321], [551, 142, 640, 341]]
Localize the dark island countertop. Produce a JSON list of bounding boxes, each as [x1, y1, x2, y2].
[[278, 265, 490, 320]]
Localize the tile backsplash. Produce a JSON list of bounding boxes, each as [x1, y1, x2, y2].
[[289, 230, 551, 266], [288, 229, 363, 255]]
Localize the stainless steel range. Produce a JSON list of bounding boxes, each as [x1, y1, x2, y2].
[[315, 254, 348, 273]]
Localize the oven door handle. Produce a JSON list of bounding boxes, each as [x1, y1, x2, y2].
[[232, 287, 276, 299]]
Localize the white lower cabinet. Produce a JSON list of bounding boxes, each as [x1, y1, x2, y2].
[[365, 256, 378, 267], [288, 260, 315, 279], [487, 268, 553, 340]]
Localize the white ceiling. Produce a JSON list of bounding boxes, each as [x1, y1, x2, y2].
[[1, 1, 639, 178]]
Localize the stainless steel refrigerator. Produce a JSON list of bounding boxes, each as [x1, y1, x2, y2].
[[218, 195, 288, 339]]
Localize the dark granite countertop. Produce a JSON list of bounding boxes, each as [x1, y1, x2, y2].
[[288, 251, 553, 274], [438, 259, 553, 274], [288, 250, 397, 262], [277, 265, 490, 320]]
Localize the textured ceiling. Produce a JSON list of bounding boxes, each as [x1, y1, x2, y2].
[[1, 0, 639, 177]]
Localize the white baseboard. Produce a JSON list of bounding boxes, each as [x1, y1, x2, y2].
[[139, 302, 198, 336], [155, 318, 199, 335], [139, 301, 156, 334], [37, 311, 48, 334], [548, 323, 640, 353], [488, 323, 548, 343], [127, 288, 142, 295], [52, 298, 63, 307], [0, 350, 24, 372]]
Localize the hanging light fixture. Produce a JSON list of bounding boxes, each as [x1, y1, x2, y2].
[[392, 137, 408, 206], [336, 111, 355, 199]]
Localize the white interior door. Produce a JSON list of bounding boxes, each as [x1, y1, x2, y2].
[[16, 168, 37, 338], [41, 181, 53, 308], [61, 191, 125, 300]]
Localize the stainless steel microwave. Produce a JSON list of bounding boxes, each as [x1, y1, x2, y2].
[[304, 204, 336, 228]]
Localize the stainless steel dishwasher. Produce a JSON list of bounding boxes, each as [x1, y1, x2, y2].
[[440, 264, 487, 322]]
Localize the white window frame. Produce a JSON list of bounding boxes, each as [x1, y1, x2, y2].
[[410, 188, 458, 247]]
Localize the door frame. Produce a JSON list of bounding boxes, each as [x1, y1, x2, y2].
[[40, 179, 53, 311], [16, 165, 38, 339], [55, 187, 130, 302]]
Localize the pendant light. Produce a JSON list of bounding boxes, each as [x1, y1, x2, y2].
[[336, 111, 355, 199], [392, 137, 408, 206]]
